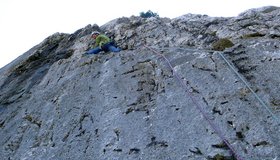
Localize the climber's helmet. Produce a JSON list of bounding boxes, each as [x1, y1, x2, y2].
[[91, 31, 100, 36]]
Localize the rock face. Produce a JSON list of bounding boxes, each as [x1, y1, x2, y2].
[[0, 6, 280, 160]]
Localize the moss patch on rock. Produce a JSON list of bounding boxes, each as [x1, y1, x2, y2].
[[242, 32, 265, 39], [212, 38, 234, 51]]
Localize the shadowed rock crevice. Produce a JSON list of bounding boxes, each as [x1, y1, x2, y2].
[[124, 60, 159, 115]]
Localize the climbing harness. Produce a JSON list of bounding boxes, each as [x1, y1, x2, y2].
[[217, 52, 280, 124], [144, 45, 243, 160]]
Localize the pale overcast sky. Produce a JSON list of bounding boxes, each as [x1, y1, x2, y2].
[[0, 0, 280, 68]]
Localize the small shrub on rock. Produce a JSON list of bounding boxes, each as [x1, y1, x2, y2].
[[140, 10, 159, 18]]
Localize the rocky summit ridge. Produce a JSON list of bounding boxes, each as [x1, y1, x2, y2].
[[0, 6, 280, 160]]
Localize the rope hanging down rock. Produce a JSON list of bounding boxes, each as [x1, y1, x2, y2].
[[144, 45, 244, 160], [144, 45, 279, 124], [217, 52, 280, 124]]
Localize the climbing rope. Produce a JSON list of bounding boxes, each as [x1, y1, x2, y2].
[[144, 45, 243, 160], [217, 52, 280, 124], [145, 45, 279, 124]]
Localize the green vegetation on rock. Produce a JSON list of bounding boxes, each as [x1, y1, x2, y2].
[[212, 38, 234, 51]]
